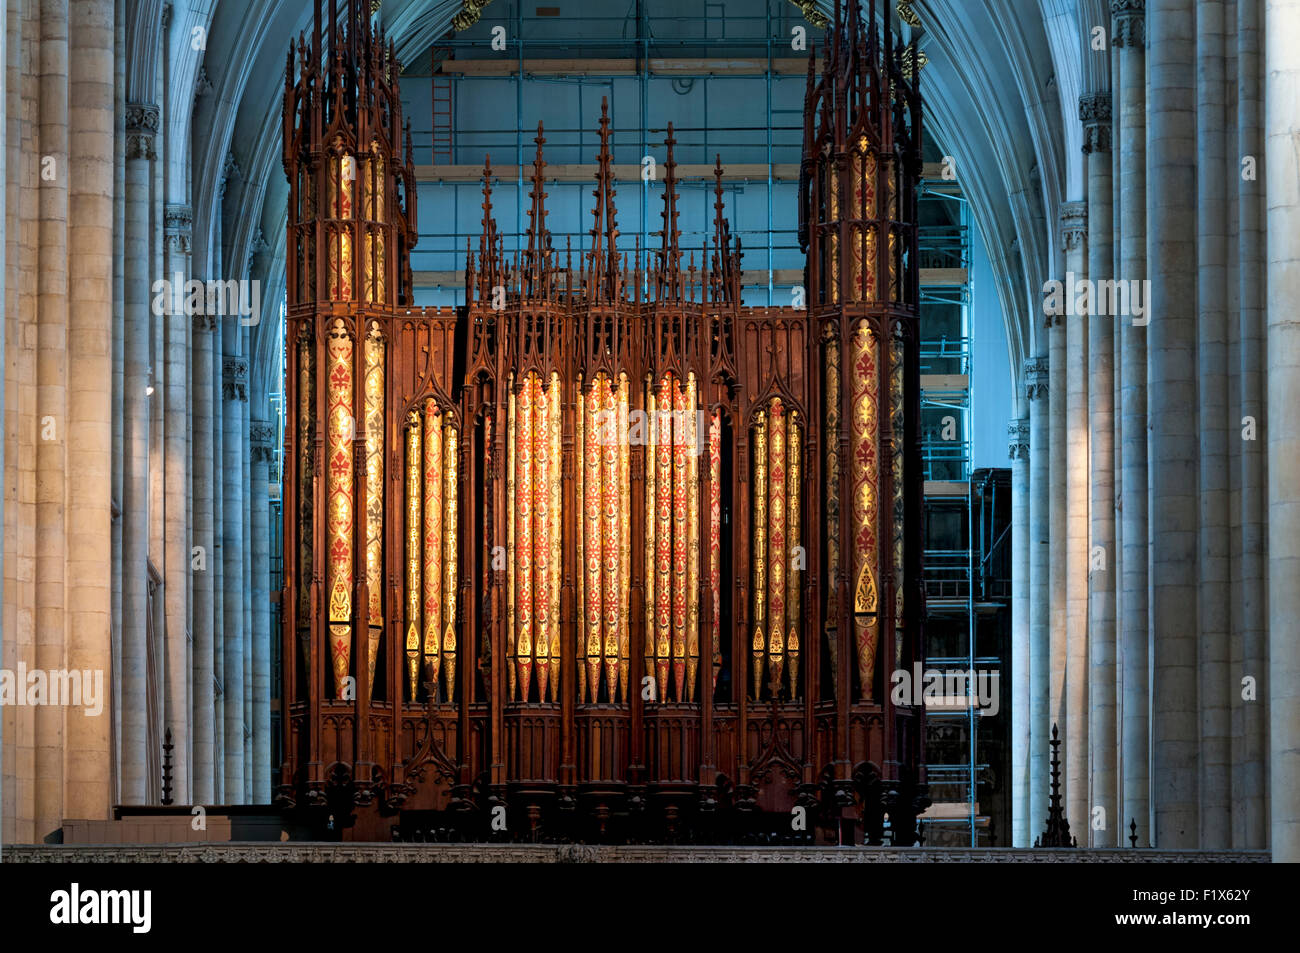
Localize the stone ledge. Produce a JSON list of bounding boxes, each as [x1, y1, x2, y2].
[[0, 844, 1272, 863]]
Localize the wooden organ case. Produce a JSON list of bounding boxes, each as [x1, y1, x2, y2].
[[278, 0, 929, 844]]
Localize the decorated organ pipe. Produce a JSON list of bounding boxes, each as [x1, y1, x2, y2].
[[401, 400, 460, 703], [325, 320, 354, 697], [507, 372, 565, 702], [641, 372, 701, 703], [751, 398, 804, 700]]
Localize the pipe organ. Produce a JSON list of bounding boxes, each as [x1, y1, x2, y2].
[[280, 0, 928, 843]]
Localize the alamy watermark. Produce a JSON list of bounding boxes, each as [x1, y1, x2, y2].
[[0, 664, 105, 716], [1042, 271, 1151, 326], [151, 272, 261, 326], [890, 664, 1001, 716]]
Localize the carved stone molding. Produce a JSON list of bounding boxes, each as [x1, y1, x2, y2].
[[1059, 201, 1088, 253], [0, 844, 1271, 863], [248, 227, 270, 273], [165, 204, 193, 255], [193, 312, 217, 333], [194, 65, 214, 102], [125, 103, 160, 161], [251, 421, 276, 464], [1025, 357, 1049, 401], [1008, 418, 1030, 460], [219, 152, 241, 202], [223, 357, 249, 402], [1111, 0, 1145, 49], [1080, 93, 1113, 154]]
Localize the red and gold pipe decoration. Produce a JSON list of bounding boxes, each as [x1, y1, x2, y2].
[[823, 335, 841, 687], [787, 412, 802, 693], [327, 154, 354, 301], [296, 328, 315, 678], [751, 408, 767, 697], [890, 333, 906, 669], [506, 382, 517, 701], [326, 321, 354, 697], [363, 329, 384, 687], [423, 403, 445, 694], [442, 421, 459, 701], [643, 384, 656, 699], [654, 383, 672, 699], [685, 377, 700, 701], [404, 411, 422, 700], [515, 375, 535, 699], [767, 400, 787, 693], [751, 397, 804, 699], [642, 373, 700, 703], [708, 410, 722, 693], [850, 325, 880, 701], [578, 373, 631, 703], [508, 372, 565, 702], [535, 374, 553, 701], [401, 401, 461, 703]]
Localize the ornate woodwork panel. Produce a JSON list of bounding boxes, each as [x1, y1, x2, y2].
[[280, 0, 926, 843]]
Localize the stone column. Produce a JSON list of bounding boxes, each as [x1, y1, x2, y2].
[[1196, 0, 1231, 848], [1026, 357, 1051, 841], [190, 313, 216, 804], [1061, 200, 1089, 832], [163, 205, 192, 804], [222, 353, 247, 801], [35, 0, 69, 838], [1082, 92, 1118, 846], [121, 101, 158, 805], [1009, 416, 1030, 845], [251, 421, 274, 802], [211, 316, 224, 802], [65, 0, 115, 821], [1237, 0, 1267, 849], [1048, 297, 1067, 823], [1266, 0, 1300, 864], [1147, 0, 1199, 848], [1113, 0, 1151, 846]]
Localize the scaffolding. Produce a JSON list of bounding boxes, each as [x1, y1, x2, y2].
[[916, 154, 1010, 846]]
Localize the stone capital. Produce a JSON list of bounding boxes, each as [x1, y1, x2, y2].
[[1110, 0, 1145, 49], [1008, 418, 1030, 459], [165, 204, 193, 256], [223, 357, 249, 402], [125, 103, 160, 161], [1059, 201, 1088, 253], [251, 421, 277, 463], [1025, 357, 1049, 400], [1079, 93, 1112, 154]]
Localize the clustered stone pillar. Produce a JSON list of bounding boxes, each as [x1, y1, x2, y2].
[[163, 204, 193, 804], [1009, 416, 1030, 846], [35, 0, 70, 838], [1113, 0, 1151, 848], [1147, 0, 1200, 848], [1061, 200, 1090, 832], [251, 421, 274, 802], [1082, 90, 1118, 846], [222, 353, 248, 801], [1025, 356, 1051, 844], [1237, 0, 1267, 850], [1195, 0, 1232, 850], [191, 313, 217, 804], [1266, 0, 1300, 863]]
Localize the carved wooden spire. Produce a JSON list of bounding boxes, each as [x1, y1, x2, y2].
[[587, 96, 620, 303], [657, 123, 683, 302], [524, 122, 550, 299]]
